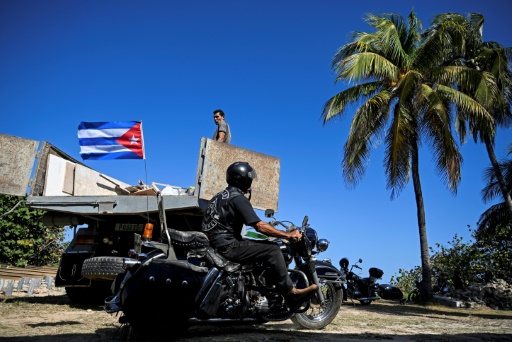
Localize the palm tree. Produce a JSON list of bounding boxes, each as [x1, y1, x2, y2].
[[322, 10, 494, 299], [425, 13, 512, 217], [478, 144, 512, 232]]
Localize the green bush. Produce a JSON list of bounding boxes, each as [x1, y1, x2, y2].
[[391, 225, 512, 292], [0, 194, 65, 266]]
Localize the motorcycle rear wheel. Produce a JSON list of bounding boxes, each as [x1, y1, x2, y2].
[[291, 281, 342, 330]]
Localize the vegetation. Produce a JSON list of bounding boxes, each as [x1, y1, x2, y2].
[[392, 223, 512, 296], [392, 148, 512, 295], [425, 13, 512, 217], [322, 10, 500, 300], [0, 194, 65, 267], [478, 144, 512, 231]]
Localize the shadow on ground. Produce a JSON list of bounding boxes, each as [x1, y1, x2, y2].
[[1, 325, 511, 342], [349, 299, 512, 321]]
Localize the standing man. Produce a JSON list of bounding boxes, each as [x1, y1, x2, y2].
[[212, 109, 231, 144]]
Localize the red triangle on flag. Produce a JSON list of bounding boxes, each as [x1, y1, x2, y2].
[[116, 122, 144, 158]]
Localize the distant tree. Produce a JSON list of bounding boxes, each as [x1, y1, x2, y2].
[[322, 10, 494, 300], [0, 194, 65, 266], [478, 144, 512, 230], [429, 232, 484, 288], [425, 13, 512, 217]]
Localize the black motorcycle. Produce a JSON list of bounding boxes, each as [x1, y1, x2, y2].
[[105, 209, 344, 339], [339, 257, 383, 305]]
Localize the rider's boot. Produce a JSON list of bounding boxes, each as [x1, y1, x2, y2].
[[285, 284, 318, 310], [289, 284, 318, 296]]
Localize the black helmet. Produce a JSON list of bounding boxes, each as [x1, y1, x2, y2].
[[339, 257, 349, 269], [226, 162, 257, 192]]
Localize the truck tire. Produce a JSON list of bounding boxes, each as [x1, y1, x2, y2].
[[82, 256, 125, 280]]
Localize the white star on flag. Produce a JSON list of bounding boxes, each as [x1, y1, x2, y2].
[[129, 135, 139, 145]]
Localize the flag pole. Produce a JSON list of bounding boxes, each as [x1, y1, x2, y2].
[[140, 120, 150, 225]]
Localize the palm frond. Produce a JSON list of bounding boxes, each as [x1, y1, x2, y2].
[[365, 13, 411, 67], [321, 82, 382, 124], [332, 33, 379, 68], [395, 70, 423, 105], [338, 52, 398, 83], [435, 66, 499, 109], [404, 10, 422, 54], [384, 104, 414, 198], [436, 84, 496, 138], [342, 90, 392, 186], [419, 84, 463, 192], [477, 202, 512, 232], [481, 157, 512, 202]]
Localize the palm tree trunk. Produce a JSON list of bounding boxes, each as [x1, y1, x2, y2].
[[484, 137, 512, 217], [411, 141, 433, 300]]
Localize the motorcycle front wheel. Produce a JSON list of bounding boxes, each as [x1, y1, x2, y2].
[[291, 281, 342, 330]]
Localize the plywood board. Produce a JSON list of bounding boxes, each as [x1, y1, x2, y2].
[[0, 134, 39, 196], [196, 138, 280, 211]]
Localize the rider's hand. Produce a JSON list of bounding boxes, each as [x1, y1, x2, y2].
[[288, 229, 302, 241]]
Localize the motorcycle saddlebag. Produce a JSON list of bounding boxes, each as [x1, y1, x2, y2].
[[121, 259, 207, 320], [378, 284, 404, 300]]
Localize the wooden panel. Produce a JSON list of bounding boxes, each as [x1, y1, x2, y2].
[[62, 162, 75, 195], [0, 134, 39, 196], [196, 138, 280, 211]]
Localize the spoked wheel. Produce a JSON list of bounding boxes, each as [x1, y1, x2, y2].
[[291, 281, 343, 330]]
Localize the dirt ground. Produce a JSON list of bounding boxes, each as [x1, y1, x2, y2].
[[1, 287, 512, 341]]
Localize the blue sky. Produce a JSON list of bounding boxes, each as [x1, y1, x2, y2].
[[2, 0, 512, 283]]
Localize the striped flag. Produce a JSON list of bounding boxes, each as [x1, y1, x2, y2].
[[78, 121, 145, 160]]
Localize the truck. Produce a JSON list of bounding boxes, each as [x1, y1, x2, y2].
[[0, 133, 280, 303]]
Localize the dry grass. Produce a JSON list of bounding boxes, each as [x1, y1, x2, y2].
[[1, 290, 512, 341]]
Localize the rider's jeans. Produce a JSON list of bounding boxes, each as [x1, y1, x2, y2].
[[217, 239, 294, 294]]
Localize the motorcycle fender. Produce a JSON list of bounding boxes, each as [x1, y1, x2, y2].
[[315, 260, 345, 283]]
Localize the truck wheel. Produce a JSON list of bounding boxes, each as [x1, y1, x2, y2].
[[82, 256, 125, 280]]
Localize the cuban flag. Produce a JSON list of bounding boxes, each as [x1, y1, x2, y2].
[[78, 121, 145, 160]]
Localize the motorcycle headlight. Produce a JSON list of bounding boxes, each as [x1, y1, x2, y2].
[[317, 239, 329, 252]]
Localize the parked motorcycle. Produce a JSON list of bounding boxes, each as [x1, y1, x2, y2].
[[105, 206, 344, 339], [339, 257, 383, 305]]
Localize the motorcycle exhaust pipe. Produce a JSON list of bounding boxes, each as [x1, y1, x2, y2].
[[123, 258, 141, 270], [358, 296, 381, 301]]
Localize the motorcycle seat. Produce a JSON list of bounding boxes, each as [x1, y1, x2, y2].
[[166, 229, 210, 249], [165, 229, 240, 273]]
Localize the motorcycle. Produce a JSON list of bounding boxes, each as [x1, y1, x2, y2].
[[339, 257, 383, 305], [105, 205, 344, 339]]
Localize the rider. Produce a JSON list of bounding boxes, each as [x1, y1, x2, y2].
[[202, 161, 318, 305]]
